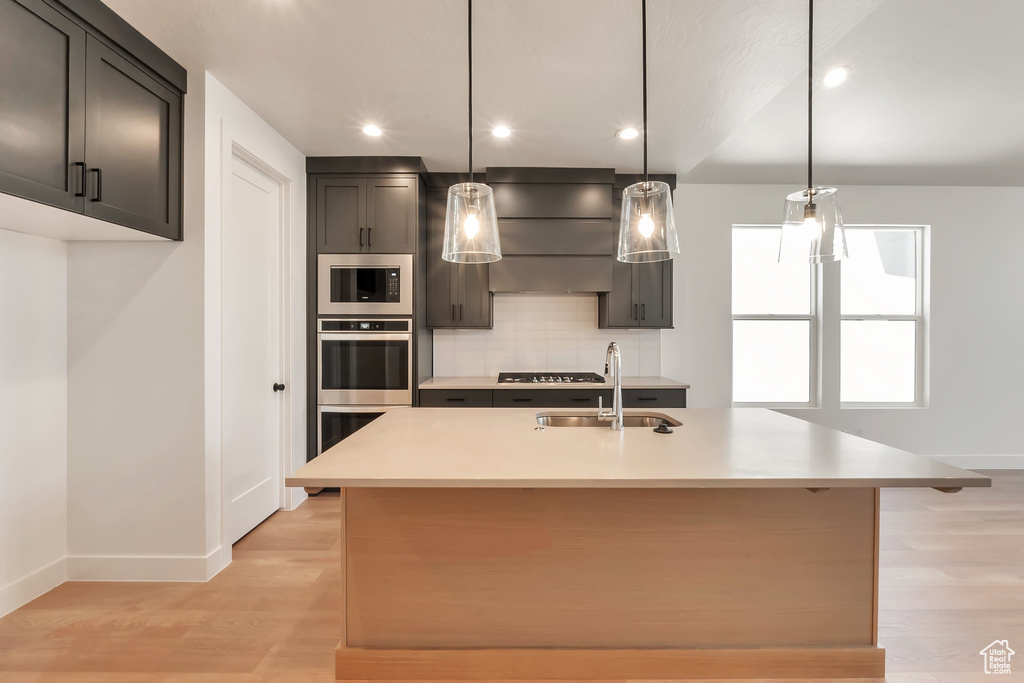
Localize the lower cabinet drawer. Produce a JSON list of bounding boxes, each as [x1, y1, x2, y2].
[[622, 389, 687, 408], [419, 390, 493, 407], [493, 389, 613, 408]]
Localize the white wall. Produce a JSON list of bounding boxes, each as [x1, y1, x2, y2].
[[433, 294, 661, 377], [65, 73, 210, 581], [0, 229, 67, 615], [204, 72, 308, 560], [662, 184, 1024, 460]]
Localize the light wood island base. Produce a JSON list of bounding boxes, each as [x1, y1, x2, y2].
[[334, 487, 885, 680]]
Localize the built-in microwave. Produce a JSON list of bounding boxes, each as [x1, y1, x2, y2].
[[317, 254, 413, 316]]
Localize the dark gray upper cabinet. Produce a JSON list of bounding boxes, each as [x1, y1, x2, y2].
[[599, 196, 673, 329], [0, 0, 86, 212], [315, 174, 416, 253], [425, 189, 491, 328], [366, 176, 417, 252], [0, 0, 185, 240], [599, 259, 673, 329], [316, 176, 365, 252], [425, 189, 455, 326], [317, 174, 417, 253], [638, 260, 673, 327], [457, 262, 491, 327], [83, 36, 181, 239]]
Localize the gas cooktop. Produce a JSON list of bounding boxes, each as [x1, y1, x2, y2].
[[497, 372, 606, 384]]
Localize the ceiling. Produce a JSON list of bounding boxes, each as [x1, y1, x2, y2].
[[104, 0, 1024, 186]]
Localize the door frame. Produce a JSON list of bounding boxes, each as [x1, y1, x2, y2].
[[224, 144, 291, 512]]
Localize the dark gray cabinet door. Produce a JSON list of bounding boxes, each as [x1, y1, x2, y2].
[[83, 36, 181, 239], [425, 189, 456, 326], [316, 176, 365, 253], [600, 257, 639, 328], [457, 263, 491, 328], [638, 261, 673, 328], [366, 176, 416, 253], [0, 0, 86, 212]]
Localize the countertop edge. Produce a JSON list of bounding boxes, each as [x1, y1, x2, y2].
[[419, 376, 691, 390], [286, 476, 991, 490]]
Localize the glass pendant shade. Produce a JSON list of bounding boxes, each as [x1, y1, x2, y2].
[[617, 180, 679, 263], [442, 182, 501, 263], [778, 186, 848, 264]]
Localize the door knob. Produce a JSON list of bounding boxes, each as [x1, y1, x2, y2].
[[273, 383, 286, 392]]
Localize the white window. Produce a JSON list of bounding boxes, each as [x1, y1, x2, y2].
[[840, 227, 924, 405], [731, 227, 817, 406], [731, 224, 926, 409]]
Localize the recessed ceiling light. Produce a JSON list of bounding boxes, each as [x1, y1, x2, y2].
[[617, 128, 639, 140], [492, 125, 512, 138], [362, 124, 382, 137], [822, 66, 849, 88]]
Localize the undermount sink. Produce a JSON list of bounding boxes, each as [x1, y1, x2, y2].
[[535, 413, 682, 429]]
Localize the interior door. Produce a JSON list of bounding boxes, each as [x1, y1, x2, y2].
[[0, 0, 85, 211], [223, 154, 283, 545], [83, 36, 181, 238]]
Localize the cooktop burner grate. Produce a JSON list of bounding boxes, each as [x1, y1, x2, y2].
[[497, 372, 606, 384]]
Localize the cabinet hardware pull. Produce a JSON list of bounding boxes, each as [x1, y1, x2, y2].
[[74, 162, 86, 197], [273, 383, 286, 392], [637, 397, 657, 401], [90, 168, 102, 202], [571, 397, 591, 402], [641, 303, 646, 320], [633, 303, 638, 320], [368, 228, 372, 247], [452, 304, 456, 321], [459, 304, 463, 321], [446, 397, 465, 402], [359, 228, 364, 247], [513, 397, 531, 402]]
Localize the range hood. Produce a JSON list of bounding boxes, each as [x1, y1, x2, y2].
[[489, 256, 612, 293]]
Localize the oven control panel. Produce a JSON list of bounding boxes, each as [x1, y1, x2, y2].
[[319, 319, 411, 332]]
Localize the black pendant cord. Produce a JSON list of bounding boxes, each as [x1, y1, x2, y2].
[[468, 0, 474, 184], [807, 0, 813, 197], [641, 0, 649, 188]]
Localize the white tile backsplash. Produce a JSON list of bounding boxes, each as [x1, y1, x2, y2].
[[432, 294, 661, 377]]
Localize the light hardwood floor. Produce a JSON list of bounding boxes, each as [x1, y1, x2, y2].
[[0, 471, 1019, 682]]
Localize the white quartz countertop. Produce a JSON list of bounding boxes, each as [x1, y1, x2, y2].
[[419, 376, 690, 390], [287, 407, 990, 490]]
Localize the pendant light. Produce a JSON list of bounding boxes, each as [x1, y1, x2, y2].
[[442, 0, 501, 263], [778, 0, 848, 264], [617, 0, 679, 264]]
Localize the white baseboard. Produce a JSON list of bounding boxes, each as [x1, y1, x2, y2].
[[0, 557, 67, 618], [930, 454, 1024, 469], [68, 546, 232, 582], [205, 544, 231, 580]]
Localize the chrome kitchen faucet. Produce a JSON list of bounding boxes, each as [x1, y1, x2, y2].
[[597, 342, 624, 431]]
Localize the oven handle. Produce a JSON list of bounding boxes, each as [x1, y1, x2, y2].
[[318, 333, 412, 342]]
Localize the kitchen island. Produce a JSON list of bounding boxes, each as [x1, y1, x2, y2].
[[287, 407, 989, 680]]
